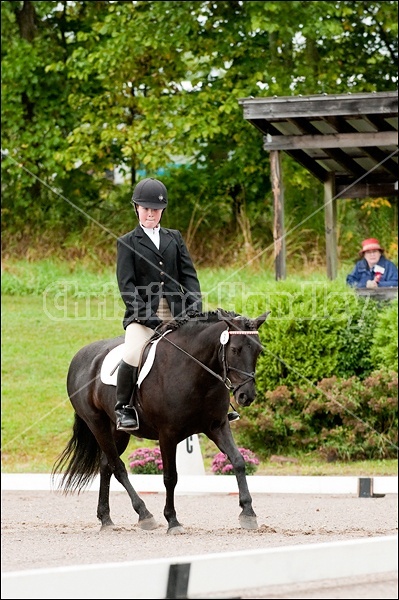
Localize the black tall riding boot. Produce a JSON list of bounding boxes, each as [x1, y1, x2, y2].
[[115, 360, 139, 432]]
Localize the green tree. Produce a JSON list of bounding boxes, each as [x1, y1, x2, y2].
[[2, 1, 397, 262]]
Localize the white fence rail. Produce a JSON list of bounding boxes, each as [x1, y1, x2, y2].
[[2, 473, 397, 496], [2, 535, 397, 599]]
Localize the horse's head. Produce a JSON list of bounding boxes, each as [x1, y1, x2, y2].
[[218, 310, 270, 408]]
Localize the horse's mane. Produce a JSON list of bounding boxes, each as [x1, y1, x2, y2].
[[152, 308, 255, 337]]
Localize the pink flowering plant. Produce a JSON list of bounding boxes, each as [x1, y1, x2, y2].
[[211, 447, 260, 475], [128, 447, 163, 474]]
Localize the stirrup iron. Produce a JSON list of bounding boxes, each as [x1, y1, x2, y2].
[[116, 406, 140, 432], [228, 403, 240, 422]]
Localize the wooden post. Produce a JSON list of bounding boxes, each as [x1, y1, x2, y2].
[[270, 150, 286, 280], [324, 174, 337, 280]]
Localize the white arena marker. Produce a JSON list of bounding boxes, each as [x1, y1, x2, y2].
[[176, 434, 205, 476]]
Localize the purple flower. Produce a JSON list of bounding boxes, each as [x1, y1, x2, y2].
[[211, 448, 259, 475], [128, 447, 163, 474]]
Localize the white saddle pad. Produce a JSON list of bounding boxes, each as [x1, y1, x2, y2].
[[100, 332, 171, 386], [100, 344, 124, 386]]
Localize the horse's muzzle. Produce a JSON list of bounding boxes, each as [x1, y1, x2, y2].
[[235, 390, 254, 407]]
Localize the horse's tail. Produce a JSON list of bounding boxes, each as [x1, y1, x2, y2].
[[51, 413, 101, 494]]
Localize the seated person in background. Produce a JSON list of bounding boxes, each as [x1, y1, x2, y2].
[[346, 238, 398, 289]]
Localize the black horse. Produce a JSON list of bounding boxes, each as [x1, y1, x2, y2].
[[52, 308, 270, 534]]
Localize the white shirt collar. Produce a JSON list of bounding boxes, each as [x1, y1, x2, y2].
[[140, 224, 160, 249]]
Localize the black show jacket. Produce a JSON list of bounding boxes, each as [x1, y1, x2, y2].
[[117, 225, 202, 330]]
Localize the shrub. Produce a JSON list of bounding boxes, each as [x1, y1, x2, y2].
[[128, 447, 163, 474], [255, 285, 397, 393], [334, 298, 381, 378], [211, 448, 260, 475], [234, 369, 398, 461], [370, 299, 398, 371]]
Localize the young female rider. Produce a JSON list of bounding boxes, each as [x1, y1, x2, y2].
[[115, 177, 203, 431], [115, 177, 240, 431]]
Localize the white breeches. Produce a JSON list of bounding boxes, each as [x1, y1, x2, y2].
[[122, 298, 173, 366]]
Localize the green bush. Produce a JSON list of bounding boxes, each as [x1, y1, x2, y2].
[[256, 286, 396, 393], [235, 369, 398, 461], [370, 299, 398, 371], [237, 287, 398, 461], [335, 298, 387, 378]]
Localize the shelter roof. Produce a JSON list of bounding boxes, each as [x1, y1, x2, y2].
[[238, 91, 398, 198]]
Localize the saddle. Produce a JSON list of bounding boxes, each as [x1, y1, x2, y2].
[[100, 331, 171, 386]]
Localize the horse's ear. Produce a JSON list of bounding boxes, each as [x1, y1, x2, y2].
[[216, 307, 231, 319], [254, 311, 271, 329]]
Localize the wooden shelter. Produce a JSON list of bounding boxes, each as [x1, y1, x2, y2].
[[238, 91, 398, 280]]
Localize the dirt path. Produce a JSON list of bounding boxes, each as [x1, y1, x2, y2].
[[2, 490, 397, 598]]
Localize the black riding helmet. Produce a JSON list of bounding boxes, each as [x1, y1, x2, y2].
[[131, 178, 168, 209]]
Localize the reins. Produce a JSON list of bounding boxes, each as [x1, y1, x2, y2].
[[156, 327, 259, 393]]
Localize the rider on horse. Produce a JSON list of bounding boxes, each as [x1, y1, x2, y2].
[[115, 177, 241, 432]]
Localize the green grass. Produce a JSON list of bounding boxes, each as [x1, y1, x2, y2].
[[1, 258, 397, 476], [1, 295, 120, 472]]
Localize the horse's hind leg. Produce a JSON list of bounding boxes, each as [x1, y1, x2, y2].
[[93, 421, 158, 531], [97, 455, 157, 530], [97, 458, 114, 528], [112, 454, 158, 530]]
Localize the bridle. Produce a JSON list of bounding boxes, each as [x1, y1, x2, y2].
[[219, 329, 259, 394], [157, 327, 260, 394]]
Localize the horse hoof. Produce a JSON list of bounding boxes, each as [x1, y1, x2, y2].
[[239, 515, 258, 530], [100, 520, 114, 530], [167, 525, 185, 535], [138, 516, 158, 531]]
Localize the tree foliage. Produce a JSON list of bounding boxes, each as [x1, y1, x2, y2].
[[2, 1, 398, 263]]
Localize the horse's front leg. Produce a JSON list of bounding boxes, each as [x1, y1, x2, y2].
[[159, 436, 185, 534], [207, 423, 258, 530]]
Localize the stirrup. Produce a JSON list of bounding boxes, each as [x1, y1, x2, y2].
[[116, 406, 140, 432], [228, 411, 240, 422]]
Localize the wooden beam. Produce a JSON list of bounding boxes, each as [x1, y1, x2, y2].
[[275, 148, 329, 182], [239, 92, 398, 120], [321, 147, 367, 177], [364, 114, 398, 133], [336, 181, 398, 198], [283, 117, 370, 178], [360, 147, 398, 177], [324, 116, 399, 177], [263, 131, 398, 151]]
